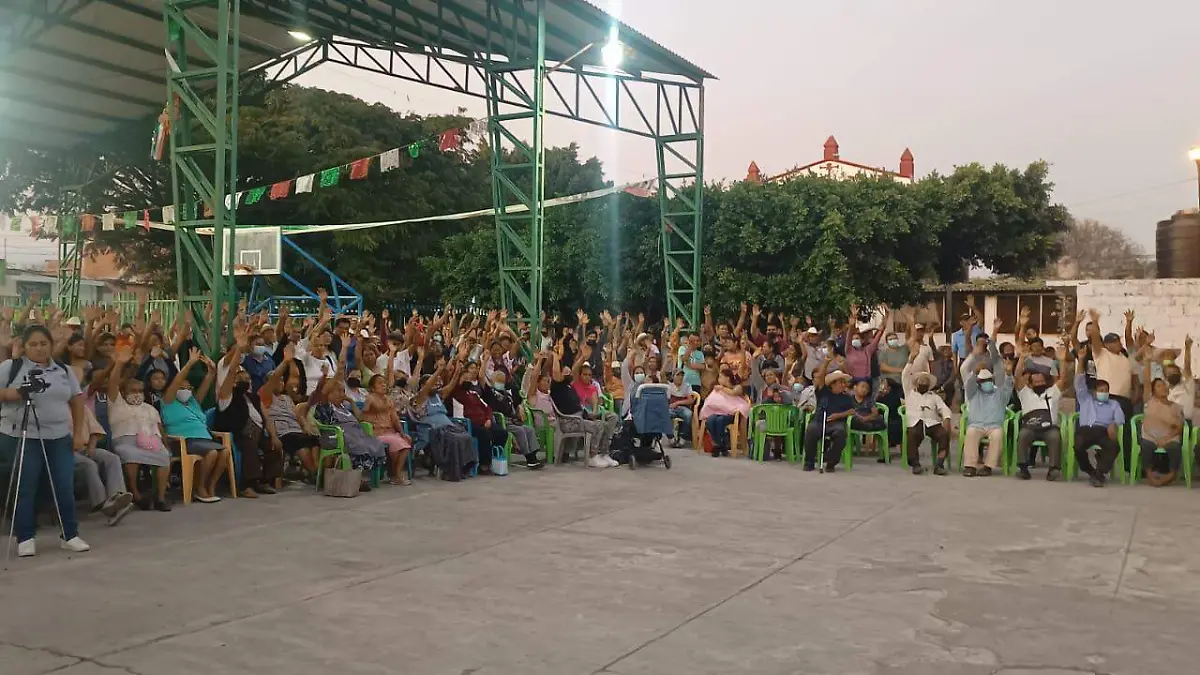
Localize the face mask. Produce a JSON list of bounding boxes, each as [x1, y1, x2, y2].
[[235, 380, 251, 393], [491, 381, 506, 391], [253, 345, 271, 357], [347, 378, 361, 389], [1163, 359, 1176, 367], [1096, 392, 1110, 403], [980, 381, 996, 394], [916, 384, 930, 394], [176, 389, 193, 403], [1032, 384, 1049, 395], [633, 373, 646, 384], [850, 338, 863, 349], [1167, 374, 1182, 386], [124, 393, 144, 406], [887, 339, 900, 348], [792, 383, 803, 392]]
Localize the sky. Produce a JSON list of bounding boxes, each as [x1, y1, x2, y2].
[[293, 0, 1200, 253]]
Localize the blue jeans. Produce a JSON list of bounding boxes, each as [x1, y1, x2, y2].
[[670, 407, 693, 438], [706, 414, 735, 449], [0, 434, 78, 543]]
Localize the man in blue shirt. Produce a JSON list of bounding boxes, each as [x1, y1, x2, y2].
[[677, 333, 705, 389], [961, 319, 1013, 476], [950, 311, 984, 361], [1073, 351, 1125, 487]]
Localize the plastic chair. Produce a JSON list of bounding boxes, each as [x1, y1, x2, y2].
[[524, 403, 556, 462], [167, 411, 237, 502], [1128, 415, 1192, 487], [599, 393, 616, 415], [546, 401, 590, 465], [898, 403, 956, 471], [314, 420, 379, 488], [810, 410, 855, 469], [749, 403, 800, 463], [204, 408, 241, 485], [451, 417, 482, 476], [1061, 411, 1126, 484], [956, 403, 1016, 475], [492, 413, 514, 463], [1006, 409, 1069, 475], [848, 403, 890, 464]]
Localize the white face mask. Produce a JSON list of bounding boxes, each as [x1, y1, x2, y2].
[[124, 393, 144, 406], [176, 389, 193, 403], [633, 373, 646, 384]]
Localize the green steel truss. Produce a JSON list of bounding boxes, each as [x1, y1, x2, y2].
[[162, 0, 240, 354], [299, 36, 708, 326], [56, 191, 85, 316]]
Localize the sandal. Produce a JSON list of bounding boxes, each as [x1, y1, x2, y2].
[[389, 477, 411, 486]]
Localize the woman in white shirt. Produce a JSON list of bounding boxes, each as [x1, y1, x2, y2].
[[107, 349, 173, 511]]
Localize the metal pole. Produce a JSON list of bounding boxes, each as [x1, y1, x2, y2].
[[1194, 159, 1200, 211]]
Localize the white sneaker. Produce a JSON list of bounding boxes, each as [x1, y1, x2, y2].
[[60, 537, 90, 553], [587, 455, 609, 468], [604, 455, 619, 467], [17, 539, 35, 557]]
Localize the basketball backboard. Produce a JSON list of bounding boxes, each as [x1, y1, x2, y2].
[[221, 226, 281, 275]]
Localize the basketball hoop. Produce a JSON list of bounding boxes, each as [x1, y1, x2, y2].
[[221, 226, 281, 276], [234, 263, 257, 275]]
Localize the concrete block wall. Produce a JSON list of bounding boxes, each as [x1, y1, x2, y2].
[[1053, 279, 1200, 349]]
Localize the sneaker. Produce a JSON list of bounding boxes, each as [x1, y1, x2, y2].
[[587, 455, 609, 468], [102, 492, 134, 518], [17, 539, 35, 557], [60, 536, 90, 553], [963, 467, 977, 478], [253, 483, 277, 495], [933, 465, 948, 476], [1089, 473, 1105, 488], [803, 464, 816, 472], [154, 499, 172, 512], [911, 465, 927, 475], [824, 463, 837, 473], [1046, 468, 1061, 482], [107, 503, 134, 526], [1018, 465, 1032, 480], [603, 455, 619, 468], [525, 461, 545, 470], [979, 466, 993, 477]]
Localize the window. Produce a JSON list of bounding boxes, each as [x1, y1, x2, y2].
[[995, 295, 1018, 333]]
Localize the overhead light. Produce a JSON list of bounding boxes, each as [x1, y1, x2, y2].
[[601, 39, 624, 69], [288, 30, 313, 42], [1189, 146, 1200, 162]]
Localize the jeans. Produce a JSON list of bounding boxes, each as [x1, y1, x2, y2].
[[507, 424, 540, 461], [1075, 425, 1119, 476], [74, 447, 126, 506], [670, 407, 694, 439], [803, 419, 847, 467], [1140, 438, 1182, 474], [706, 414, 735, 449], [1, 434, 78, 543]]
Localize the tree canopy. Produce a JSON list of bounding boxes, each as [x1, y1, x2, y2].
[[0, 82, 1071, 320], [1051, 218, 1152, 279]]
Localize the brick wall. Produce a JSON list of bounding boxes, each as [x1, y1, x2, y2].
[[1055, 279, 1200, 349]]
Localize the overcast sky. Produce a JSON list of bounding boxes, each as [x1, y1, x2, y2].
[[298, 0, 1195, 252]]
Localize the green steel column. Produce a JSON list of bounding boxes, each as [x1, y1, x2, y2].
[[56, 190, 83, 315], [656, 91, 705, 328], [163, 0, 240, 353], [486, 0, 546, 335]]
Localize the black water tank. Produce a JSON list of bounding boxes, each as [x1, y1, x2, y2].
[[1156, 211, 1200, 278]]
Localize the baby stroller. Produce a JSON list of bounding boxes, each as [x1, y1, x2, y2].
[[611, 383, 672, 470]]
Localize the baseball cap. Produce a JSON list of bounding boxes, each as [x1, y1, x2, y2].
[[977, 368, 995, 381]]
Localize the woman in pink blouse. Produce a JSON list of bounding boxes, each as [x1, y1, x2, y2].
[[699, 369, 751, 457]]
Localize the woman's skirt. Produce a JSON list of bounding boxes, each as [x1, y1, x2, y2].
[[111, 435, 170, 467]]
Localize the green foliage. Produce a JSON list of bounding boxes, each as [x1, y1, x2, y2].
[[0, 83, 1071, 322]]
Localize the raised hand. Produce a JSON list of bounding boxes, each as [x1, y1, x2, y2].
[[1124, 308, 1135, 323], [1087, 308, 1100, 323], [704, 305, 712, 316], [188, 346, 202, 364], [676, 317, 686, 329], [283, 343, 295, 361], [992, 317, 1004, 333], [752, 304, 761, 317], [1019, 305, 1032, 321], [1187, 334, 1194, 350]]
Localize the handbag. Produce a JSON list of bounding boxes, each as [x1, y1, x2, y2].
[[136, 430, 162, 451], [323, 466, 361, 498], [490, 446, 509, 476]]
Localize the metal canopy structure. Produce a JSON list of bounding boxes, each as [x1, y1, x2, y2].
[[0, 0, 712, 349]]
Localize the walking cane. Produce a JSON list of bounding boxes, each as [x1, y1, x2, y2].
[[818, 410, 827, 473]]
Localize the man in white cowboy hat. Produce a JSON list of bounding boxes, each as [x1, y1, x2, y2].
[[901, 345, 953, 475], [802, 357, 856, 472], [960, 318, 1012, 476]]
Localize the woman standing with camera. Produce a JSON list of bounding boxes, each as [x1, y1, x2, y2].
[[0, 325, 91, 557]]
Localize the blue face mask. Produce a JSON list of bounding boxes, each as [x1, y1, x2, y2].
[[792, 383, 803, 392], [253, 345, 270, 357], [633, 373, 646, 384], [980, 381, 996, 394], [1096, 391, 1110, 403], [850, 338, 862, 349]]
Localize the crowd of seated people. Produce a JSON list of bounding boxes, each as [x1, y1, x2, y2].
[[2, 288, 1197, 558]]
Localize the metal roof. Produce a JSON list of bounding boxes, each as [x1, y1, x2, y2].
[[0, 0, 712, 150]]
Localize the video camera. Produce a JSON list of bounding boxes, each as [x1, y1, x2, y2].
[[18, 369, 49, 397]]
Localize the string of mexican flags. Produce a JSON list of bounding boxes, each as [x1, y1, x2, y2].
[[1, 117, 483, 240]]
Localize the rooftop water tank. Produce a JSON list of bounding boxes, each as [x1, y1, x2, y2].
[[1156, 210, 1200, 278]]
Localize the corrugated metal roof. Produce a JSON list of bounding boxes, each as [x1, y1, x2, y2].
[[922, 278, 1056, 293], [0, 0, 711, 150]]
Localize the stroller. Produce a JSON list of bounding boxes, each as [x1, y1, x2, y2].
[[610, 383, 673, 470]]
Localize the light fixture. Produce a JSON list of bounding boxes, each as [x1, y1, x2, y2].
[[601, 39, 624, 69], [1189, 146, 1200, 163], [288, 30, 313, 42]]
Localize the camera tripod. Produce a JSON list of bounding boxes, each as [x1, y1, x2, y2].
[[3, 386, 65, 567]]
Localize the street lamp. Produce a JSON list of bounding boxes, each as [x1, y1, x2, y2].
[[1190, 146, 1200, 210]]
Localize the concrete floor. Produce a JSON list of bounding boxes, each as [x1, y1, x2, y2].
[[2, 447, 1199, 675]]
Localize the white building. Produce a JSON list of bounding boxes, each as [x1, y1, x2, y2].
[[746, 136, 915, 185]]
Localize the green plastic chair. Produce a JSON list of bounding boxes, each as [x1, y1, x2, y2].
[[811, 410, 856, 470], [493, 413, 515, 463], [599, 393, 616, 414], [1128, 415, 1193, 487], [847, 403, 890, 463], [749, 403, 801, 463], [1005, 409, 1070, 475], [899, 404, 955, 471], [524, 403, 556, 464], [1061, 411, 1126, 484], [957, 403, 1016, 475], [315, 420, 381, 489]]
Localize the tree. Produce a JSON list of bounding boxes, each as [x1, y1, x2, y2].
[[929, 161, 1071, 282], [1051, 218, 1152, 279]]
